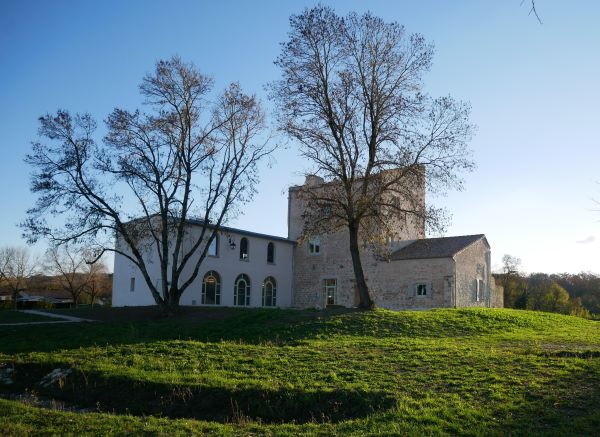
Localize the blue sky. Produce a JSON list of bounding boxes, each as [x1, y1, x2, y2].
[[1, 0, 599, 274]]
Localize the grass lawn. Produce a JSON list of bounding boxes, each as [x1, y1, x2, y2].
[[0, 307, 599, 436], [0, 310, 61, 324]]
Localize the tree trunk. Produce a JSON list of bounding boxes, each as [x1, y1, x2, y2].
[[348, 223, 374, 309], [159, 287, 181, 316]]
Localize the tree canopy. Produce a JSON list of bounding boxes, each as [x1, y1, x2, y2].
[[24, 56, 275, 311], [270, 6, 474, 308]]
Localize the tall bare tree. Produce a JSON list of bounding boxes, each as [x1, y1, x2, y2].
[[0, 247, 37, 308], [24, 56, 274, 313], [270, 7, 475, 308]]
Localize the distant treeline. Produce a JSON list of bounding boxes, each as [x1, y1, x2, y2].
[[494, 272, 599, 318], [0, 273, 112, 305]]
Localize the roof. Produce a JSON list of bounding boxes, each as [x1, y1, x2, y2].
[[391, 234, 487, 261], [186, 219, 295, 244], [123, 215, 295, 245]]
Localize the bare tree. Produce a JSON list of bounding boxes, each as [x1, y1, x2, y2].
[[502, 254, 522, 277], [0, 247, 37, 308], [83, 258, 110, 306], [24, 56, 274, 313], [44, 245, 89, 306], [270, 7, 474, 308], [500, 254, 523, 307], [523, 0, 543, 24]]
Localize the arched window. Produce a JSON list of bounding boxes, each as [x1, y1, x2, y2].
[[262, 276, 277, 307], [267, 242, 275, 264], [234, 274, 251, 306], [202, 271, 221, 305], [240, 237, 249, 260]]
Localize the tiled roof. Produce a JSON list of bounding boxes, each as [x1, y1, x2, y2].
[[391, 234, 487, 260]]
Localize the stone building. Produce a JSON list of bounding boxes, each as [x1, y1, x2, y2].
[[288, 176, 502, 310], [112, 175, 502, 309]]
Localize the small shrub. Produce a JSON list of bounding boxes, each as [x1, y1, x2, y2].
[[32, 301, 54, 310], [0, 300, 15, 310]]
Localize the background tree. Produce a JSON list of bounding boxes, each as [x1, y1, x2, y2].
[[24, 56, 274, 313], [500, 254, 525, 307], [83, 258, 110, 306], [0, 247, 37, 308], [44, 245, 89, 306], [270, 6, 474, 308]]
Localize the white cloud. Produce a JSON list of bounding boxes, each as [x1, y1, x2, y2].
[[576, 235, 596, 244]]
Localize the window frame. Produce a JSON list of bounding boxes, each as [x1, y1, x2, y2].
[[262, 276, 277, 307], [323, 278, 337, 306], [267, 242, 275, 264], [308, 236, 321, 255], [207, 233, 219, 257], [234, 274, 251, 306], [201, 270, 221, 305], [476, 279, 484, 302], [415, 283, 428, 297], [239, 237, 249, 261]]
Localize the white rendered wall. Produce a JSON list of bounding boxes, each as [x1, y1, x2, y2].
[[112, 225, 295, 308]]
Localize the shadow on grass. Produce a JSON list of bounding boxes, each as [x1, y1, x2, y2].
[[5, 362, 396, 424]]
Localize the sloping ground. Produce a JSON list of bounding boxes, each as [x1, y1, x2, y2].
[[0, 311, 61, 324], [0, 308, 599, 436]]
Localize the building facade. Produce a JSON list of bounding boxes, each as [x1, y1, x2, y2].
[[112, 225, 295, 308], [112, 176, 502, 309]]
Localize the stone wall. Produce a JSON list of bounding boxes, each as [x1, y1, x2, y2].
[[369, 257, 455, 310], [288, 175, 428, 308], [454, 238, 492, 308], [289, 175, 499, 310], [490, 276, 504, 308]]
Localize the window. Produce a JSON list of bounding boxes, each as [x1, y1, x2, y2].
[[240, 237, 249, 260], [267, 242, 275, 264], [234, 274, 251, 306], [208, 234, 219, 257], [308, 236, 321, 255], [262, 276, 277, 307], [476, 279, 484, 302], [323, 279, 337, 305], [202, 270, 221, 305], [129, 277, 135, 292], [415, 283, 428, 297]]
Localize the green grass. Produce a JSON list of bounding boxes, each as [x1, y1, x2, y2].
[[0, 310, 59, 324], [0, 307, 599, 436]]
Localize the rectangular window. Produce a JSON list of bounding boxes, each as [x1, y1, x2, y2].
[[308, 236, 321, 255], [239, 237, 249, 260], [129, 277, 135, 292], [415, 283, 428, 297], [323, 278, 337, 305], [476, 279, 484, 301], [208, 234, 219, 257], [267, 242, 275, 264]]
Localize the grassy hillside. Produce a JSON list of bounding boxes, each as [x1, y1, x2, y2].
[[0, 307, 599, 436]]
